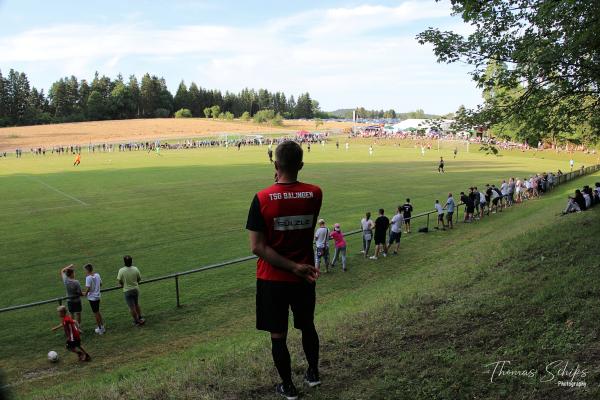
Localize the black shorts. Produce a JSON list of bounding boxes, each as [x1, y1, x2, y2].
[[315, 246, 329, 259], [446, 211, 454, 221], [437, 213, 444, 222], [403, 216, 411, 224], [256, 279, 316, 333], [374, 232, 386, 245], [88, 299, 100, 313], [389, 231, 401, 244], [492, 198, 499, 205], [67, 301, 82, 314], [66, 339, 81, 350], [467, 205, 474, 213]]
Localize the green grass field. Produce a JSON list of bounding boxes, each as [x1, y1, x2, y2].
[[0, 140, 598, 399]]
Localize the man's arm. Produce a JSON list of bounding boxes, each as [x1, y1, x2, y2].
[[50, 324, 62, 332], [82, 276, 90, 296], [249, 231, 318, 283], [59, 264, 73, 280]]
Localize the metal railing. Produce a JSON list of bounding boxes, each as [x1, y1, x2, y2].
[[1, 164, 598, 314]]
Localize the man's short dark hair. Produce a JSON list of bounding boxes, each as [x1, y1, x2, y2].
[[84, 263, 93, 272], [124, 255, 133, 267], [406, 198, 410, 202], [65, 268, 74, 277], [379, 208, 384, 215], [275, 141, 303, 173]]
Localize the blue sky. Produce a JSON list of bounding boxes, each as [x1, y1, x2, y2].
[[0, 0, 482, 114]]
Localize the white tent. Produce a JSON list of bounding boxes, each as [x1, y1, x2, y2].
[[392, 119, 455, 133]]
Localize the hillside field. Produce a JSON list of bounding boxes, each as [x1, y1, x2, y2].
[[0, 118, 358, 152], [0, 140, 598, 399]]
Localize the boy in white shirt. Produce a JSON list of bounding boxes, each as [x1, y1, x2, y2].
[[388, 207, 404, 255], [83, 264, 105, 334], [434, 200, 445, 230]]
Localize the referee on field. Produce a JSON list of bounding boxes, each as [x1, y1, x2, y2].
[[246, 140, 323, 399]]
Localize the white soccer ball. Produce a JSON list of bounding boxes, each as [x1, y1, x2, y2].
[[48, 350, 59, 363]]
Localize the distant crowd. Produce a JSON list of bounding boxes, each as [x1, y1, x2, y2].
[[8, 134, 332, 158]]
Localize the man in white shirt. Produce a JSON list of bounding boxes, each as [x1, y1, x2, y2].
[[83, 264, 105, 334], [388, 207, 404, 255], [314, 219, 330, 272]]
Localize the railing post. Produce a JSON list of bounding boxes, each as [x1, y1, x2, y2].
[[175, 275, 181, 308], [426, 213, 430, 231]]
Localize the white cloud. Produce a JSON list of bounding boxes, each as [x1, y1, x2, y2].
[[0, 1, 481, 113]]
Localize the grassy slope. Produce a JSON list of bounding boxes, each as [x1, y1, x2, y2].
[[18, 172, 600, 400], [0, 143, 598, 399]]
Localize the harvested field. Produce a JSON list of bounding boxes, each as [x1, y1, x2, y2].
[[0, 118, 358, 151]]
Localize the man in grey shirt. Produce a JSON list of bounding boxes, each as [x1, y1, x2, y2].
[[60, 264, 83, 325]]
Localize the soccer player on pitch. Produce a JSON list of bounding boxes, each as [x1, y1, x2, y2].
[[246, 141, 322, 400]]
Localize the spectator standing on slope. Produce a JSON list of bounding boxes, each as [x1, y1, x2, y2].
[[117, 255, 145, 326], [388, 206, 404, 255], [60, 265, 83, 326], [314, 219, 330, 272], [361, 212, 375, 258], [83, 264, 105, 335], [330, 224, 347, 272], [246, 140, 323, 398], [370, 209, 389, 260], [401, 199, 413, 233], [434, 200, 446, 230], [444, 193, 455, 229]]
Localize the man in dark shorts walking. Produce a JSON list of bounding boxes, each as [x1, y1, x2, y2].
[[370, 208, 389, 260], [246, 140, 322, 399], [438, 157, 445, 173]]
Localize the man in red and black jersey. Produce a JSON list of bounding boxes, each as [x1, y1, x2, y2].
[[246, 140, 322, 400]]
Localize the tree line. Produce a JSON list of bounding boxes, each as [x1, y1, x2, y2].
[[0, 69, 321, 127], [418, 0, 599, 146]]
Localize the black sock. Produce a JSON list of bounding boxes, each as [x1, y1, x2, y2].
[[271, 337, 292, 386], [302, 325, 320, 373]]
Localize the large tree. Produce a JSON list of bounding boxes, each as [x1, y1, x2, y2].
[[417, 0, 600, 140]]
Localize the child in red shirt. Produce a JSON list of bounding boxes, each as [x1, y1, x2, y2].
[[51, 305, 91, 361]]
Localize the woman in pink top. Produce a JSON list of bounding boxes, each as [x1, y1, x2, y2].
[[330, 223, 347, 271]]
